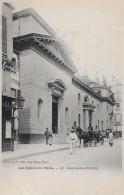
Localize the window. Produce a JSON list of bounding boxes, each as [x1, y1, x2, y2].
[[116, 103, 120, 111], [84, 95, 89, 102], [78, 93, 81, 104], [12, 57, 16, 71], [37, 99, 43, 120], [78, 114, 80, 127], [116, 96, 121, 102], [98, 120, 99, 129], [2, 16, 7, 54], [11, 88, 16, 98], [65, 107, 69, 125], [115, 113, 121, 122], [17, 90, 21, 98]]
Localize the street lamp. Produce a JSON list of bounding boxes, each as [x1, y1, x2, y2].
[[11, 97, 25, 151]]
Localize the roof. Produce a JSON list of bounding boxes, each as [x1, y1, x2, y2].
[[57, 39, 78, 73], [13, 33, 77, 74], [13, 8, 78, 73], [72, 76, 102, 100], [13, 8, 56, 36], [72, 76, 116, 105], [3, 2, 15, 10]]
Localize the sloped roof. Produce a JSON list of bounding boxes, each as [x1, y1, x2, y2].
[[56, 39, 78, 73], [13, 8, 56, 36], [72, 76, 116, 105], [3, 2, 15, 10], [14, 33, 77, 74], [13, 8, 78, 74]]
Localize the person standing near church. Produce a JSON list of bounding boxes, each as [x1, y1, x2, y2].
[[44, 128, 50, 145], [67, 127, 78, 154], [73, 121, 78, 132]]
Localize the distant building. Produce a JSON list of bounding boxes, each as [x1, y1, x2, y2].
[[12, 8, 115, 144], [111, 79, 122, 133], [81, 75, 115, 131], [2, 3, 21, 151]]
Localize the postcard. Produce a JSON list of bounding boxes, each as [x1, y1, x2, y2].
[[0, 0, 123, 194]]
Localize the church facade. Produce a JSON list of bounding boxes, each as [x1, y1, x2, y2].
[[13, 8, 115, 144]]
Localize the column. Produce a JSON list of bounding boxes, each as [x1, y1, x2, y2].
[[85, 109, 89, 130], [92, 111, 95, 128]]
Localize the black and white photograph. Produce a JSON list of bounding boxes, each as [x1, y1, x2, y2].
[[1, 1, 123, 191]]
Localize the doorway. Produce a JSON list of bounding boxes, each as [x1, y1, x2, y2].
[[89, 110, 92, 126], [52, 96, 58, 133]]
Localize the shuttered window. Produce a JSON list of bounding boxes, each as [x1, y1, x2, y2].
[[2, 16, 7, 54]]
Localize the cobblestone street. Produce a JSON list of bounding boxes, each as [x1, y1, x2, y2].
[[3, 139, 122, 172]]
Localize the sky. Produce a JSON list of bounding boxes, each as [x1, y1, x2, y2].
[[4, 0, 124, 84]]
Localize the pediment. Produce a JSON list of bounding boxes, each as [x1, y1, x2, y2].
[[48, 79, 66, 98]]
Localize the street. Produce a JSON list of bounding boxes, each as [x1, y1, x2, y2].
[[3, 139, 122, 172]]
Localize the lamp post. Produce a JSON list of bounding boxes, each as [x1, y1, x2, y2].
[[11, 97, 25, 151]]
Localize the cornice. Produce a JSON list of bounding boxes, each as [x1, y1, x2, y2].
[[72, 76, 102, 100], [72, 76, 115, 105], [13, 33, 76, 74]]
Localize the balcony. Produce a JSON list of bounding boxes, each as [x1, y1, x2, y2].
[[2, 53, 16, 72]]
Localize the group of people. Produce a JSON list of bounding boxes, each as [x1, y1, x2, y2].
[[67, 121, 114, 154], [44, 122, 114, 153]]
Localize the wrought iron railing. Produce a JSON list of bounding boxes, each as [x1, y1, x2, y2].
[[2, 53, 16, 72]]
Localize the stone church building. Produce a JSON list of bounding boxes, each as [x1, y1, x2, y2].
[[13, 8, 115, 143]]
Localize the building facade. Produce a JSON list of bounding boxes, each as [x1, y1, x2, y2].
[[2, 3, 21, 151], [111, 79, 122, 134], [12, 8, 115, 144]]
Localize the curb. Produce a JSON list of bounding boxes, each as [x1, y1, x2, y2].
[[2, 146, 69, 161], [2, 139, 120, 161]]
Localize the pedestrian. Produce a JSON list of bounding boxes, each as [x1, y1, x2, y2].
[[67, 127, 78, 154], [48, 131, 53, 146], [44, 128, 50, 145], [73, 121, 77, 131], [101, 131, 104, 145], [108, 130, 114, 146], [11, 131, 15, 151], [76, 127, 83, 147]]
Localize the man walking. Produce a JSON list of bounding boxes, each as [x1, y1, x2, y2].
[[67, 127, 78, 154], [44, 128, 50, 145]]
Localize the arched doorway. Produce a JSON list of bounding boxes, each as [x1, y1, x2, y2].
[[48, 79, 66, 134], [52, 96, 58, 133]]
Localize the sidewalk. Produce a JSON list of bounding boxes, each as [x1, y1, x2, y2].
[[2, 138, 119, 161], [2, 143, 69, 161]]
